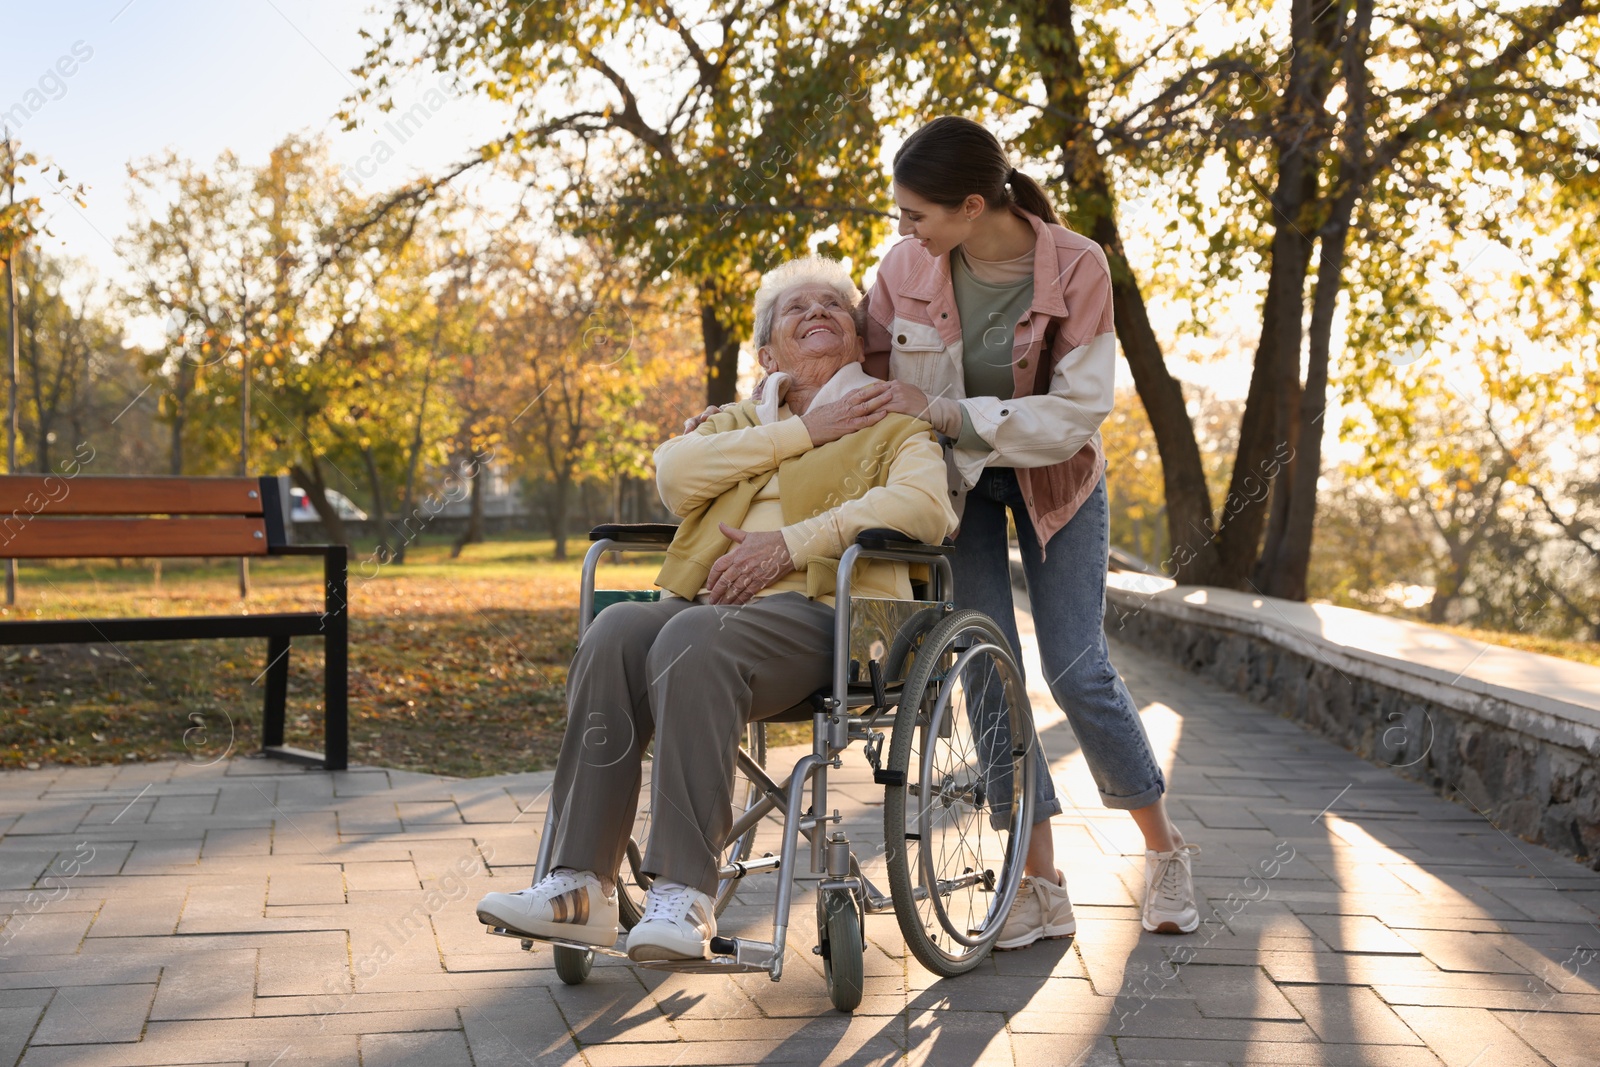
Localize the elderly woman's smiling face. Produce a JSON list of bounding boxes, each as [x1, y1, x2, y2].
[[758, 283, 863, 386]]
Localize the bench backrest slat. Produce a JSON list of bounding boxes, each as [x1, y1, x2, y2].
[[0, 476, 265, 517], [0, 517, 270, 559]]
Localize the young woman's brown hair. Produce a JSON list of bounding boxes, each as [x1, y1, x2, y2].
[[891, 116, 1060, 225]]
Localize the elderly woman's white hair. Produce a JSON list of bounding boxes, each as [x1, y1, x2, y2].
[[752, 256, 866, 349]]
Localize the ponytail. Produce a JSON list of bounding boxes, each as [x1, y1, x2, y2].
[[893, 116, 1060, 225], [1004, 169, 1058, 226]]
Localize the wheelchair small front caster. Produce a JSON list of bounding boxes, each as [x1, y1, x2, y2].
[[553, 945, 594, 985], [817, 888, 864, 1012]]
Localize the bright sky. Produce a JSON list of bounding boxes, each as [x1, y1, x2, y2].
[[0, 0, 505, 291]]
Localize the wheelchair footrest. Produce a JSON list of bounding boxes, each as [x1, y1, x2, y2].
[[483, 924, 628, 957], [635, 935, 780, 976]]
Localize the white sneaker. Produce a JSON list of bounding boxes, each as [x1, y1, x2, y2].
[[476, 868, 619, 946], [625, 879, 717, 962], [996, 869, 1077, 950], [1142, 844, 1200, 934]]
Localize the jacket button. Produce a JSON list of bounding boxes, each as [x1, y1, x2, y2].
[[940, 313, 948, 319], [897, 334, 907, 344], [1018, 359, 1028, 369], [1000, 408, 1009, 416]]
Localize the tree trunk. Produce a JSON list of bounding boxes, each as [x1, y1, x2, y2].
[[1213, 0, 1345, 590], [1026, 0, 1220, 583], [549, 471, 572, 561], [451, 455, 486, 559], [361, 447, 392, 562], [167, 362, 195, 476], [700, 281, 742, 406], [1260, 0, 1374, 601], [394, 326, 443, 566], [1427, 552, 1468, 624], [291, 461, 349, 546]]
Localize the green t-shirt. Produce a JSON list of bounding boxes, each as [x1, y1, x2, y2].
[[951, 249, 1034, 450]]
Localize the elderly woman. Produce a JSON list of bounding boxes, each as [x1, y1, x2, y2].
[[476, 256, 957, 963]]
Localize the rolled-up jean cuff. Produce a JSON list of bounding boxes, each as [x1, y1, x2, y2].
[[1099, 779, 1165, 811], [989, 795, 1063, 831]]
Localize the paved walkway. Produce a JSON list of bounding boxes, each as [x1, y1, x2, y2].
[[2, 630, 1598, 1067]]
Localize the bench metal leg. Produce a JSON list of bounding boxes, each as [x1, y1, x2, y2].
[[259, 634, 327, 768], [261, 635, 291, 747], [322, 546, 349, 771]]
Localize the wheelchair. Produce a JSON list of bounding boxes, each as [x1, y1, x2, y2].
[[483, 523, 1038, 1012]]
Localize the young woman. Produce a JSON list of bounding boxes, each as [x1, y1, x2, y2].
[[861, 116, 1199, 946]]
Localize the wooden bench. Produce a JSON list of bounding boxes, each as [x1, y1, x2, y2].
[[0, 475, 349, 770]]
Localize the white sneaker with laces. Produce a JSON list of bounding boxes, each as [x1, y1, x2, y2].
[[475, 868, 618, 946], [625, 879, 717, 962], [1142, 844, 1200, 933], [996, 868, 1077, 950]]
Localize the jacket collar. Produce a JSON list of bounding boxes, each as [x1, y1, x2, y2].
[[895, 209, 1071, 319], [756, 360, 875, 425]]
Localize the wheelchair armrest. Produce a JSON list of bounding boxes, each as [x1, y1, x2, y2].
[[589, 523, 678, 546], [854, 528, 954, 558]]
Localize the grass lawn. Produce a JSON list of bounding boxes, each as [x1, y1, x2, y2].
[[1429, 622, 1600, 669], [10, 533, 1590, 779], [0, 535, 665, 777]]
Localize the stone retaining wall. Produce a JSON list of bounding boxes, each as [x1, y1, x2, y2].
[[1101, 579, 1600, 869]]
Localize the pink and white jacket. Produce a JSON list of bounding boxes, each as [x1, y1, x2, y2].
[[863, 209, 1114, 549]]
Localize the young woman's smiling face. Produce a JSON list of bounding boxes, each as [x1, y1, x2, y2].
[[894, 182, 977, 259]]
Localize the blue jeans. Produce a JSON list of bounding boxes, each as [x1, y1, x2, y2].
[[951, 469, 1166, 823]]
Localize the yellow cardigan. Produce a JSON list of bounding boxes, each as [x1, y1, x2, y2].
[[654, 399, 956, 603]]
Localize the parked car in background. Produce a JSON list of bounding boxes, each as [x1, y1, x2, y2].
[[289, 487, 368, 523]]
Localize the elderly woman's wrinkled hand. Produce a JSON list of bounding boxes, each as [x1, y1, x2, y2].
[[800, 382, 892, 446], [706, 522, 794, 605], [683, 404, 723, 434]]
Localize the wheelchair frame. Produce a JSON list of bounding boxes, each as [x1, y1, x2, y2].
[[488, 524, 1036, 1007]]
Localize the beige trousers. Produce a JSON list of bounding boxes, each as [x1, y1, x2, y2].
[[548, 592, 834, 896]]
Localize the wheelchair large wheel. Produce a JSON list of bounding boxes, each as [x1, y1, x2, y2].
[[882, 609, 1036, 977], [616, 721, 768, 928]]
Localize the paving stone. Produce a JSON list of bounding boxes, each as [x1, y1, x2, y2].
[[1111, 1036, 1446, 1065], [149, 948, 257, 1020], [1395, 929, 1528, 974], [344, 861, 421, 893], [1178, 963, 1303, 1021], [903, 1009, 1011, 1066], [85, 893, 184, 940], [266, 863, 345, 907], [0, 1002, 48, 1067], [359, 1026, 473, 1066], [1299, 914, 1424, 955], [0, 909, 93, 956], [1278, 984, 1425, 1045], [256, 935, 351, 998], [30, 981, 155, 1044], [202, 827, 274, 859], [122, 837, 203, 874], [178, 879, 268, 933], [151, 793, 219, 821], [1374, 983, 1600, 1016], [1389, 1005, 1550, 1067], [1499, 1004, 1600, 1065]]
